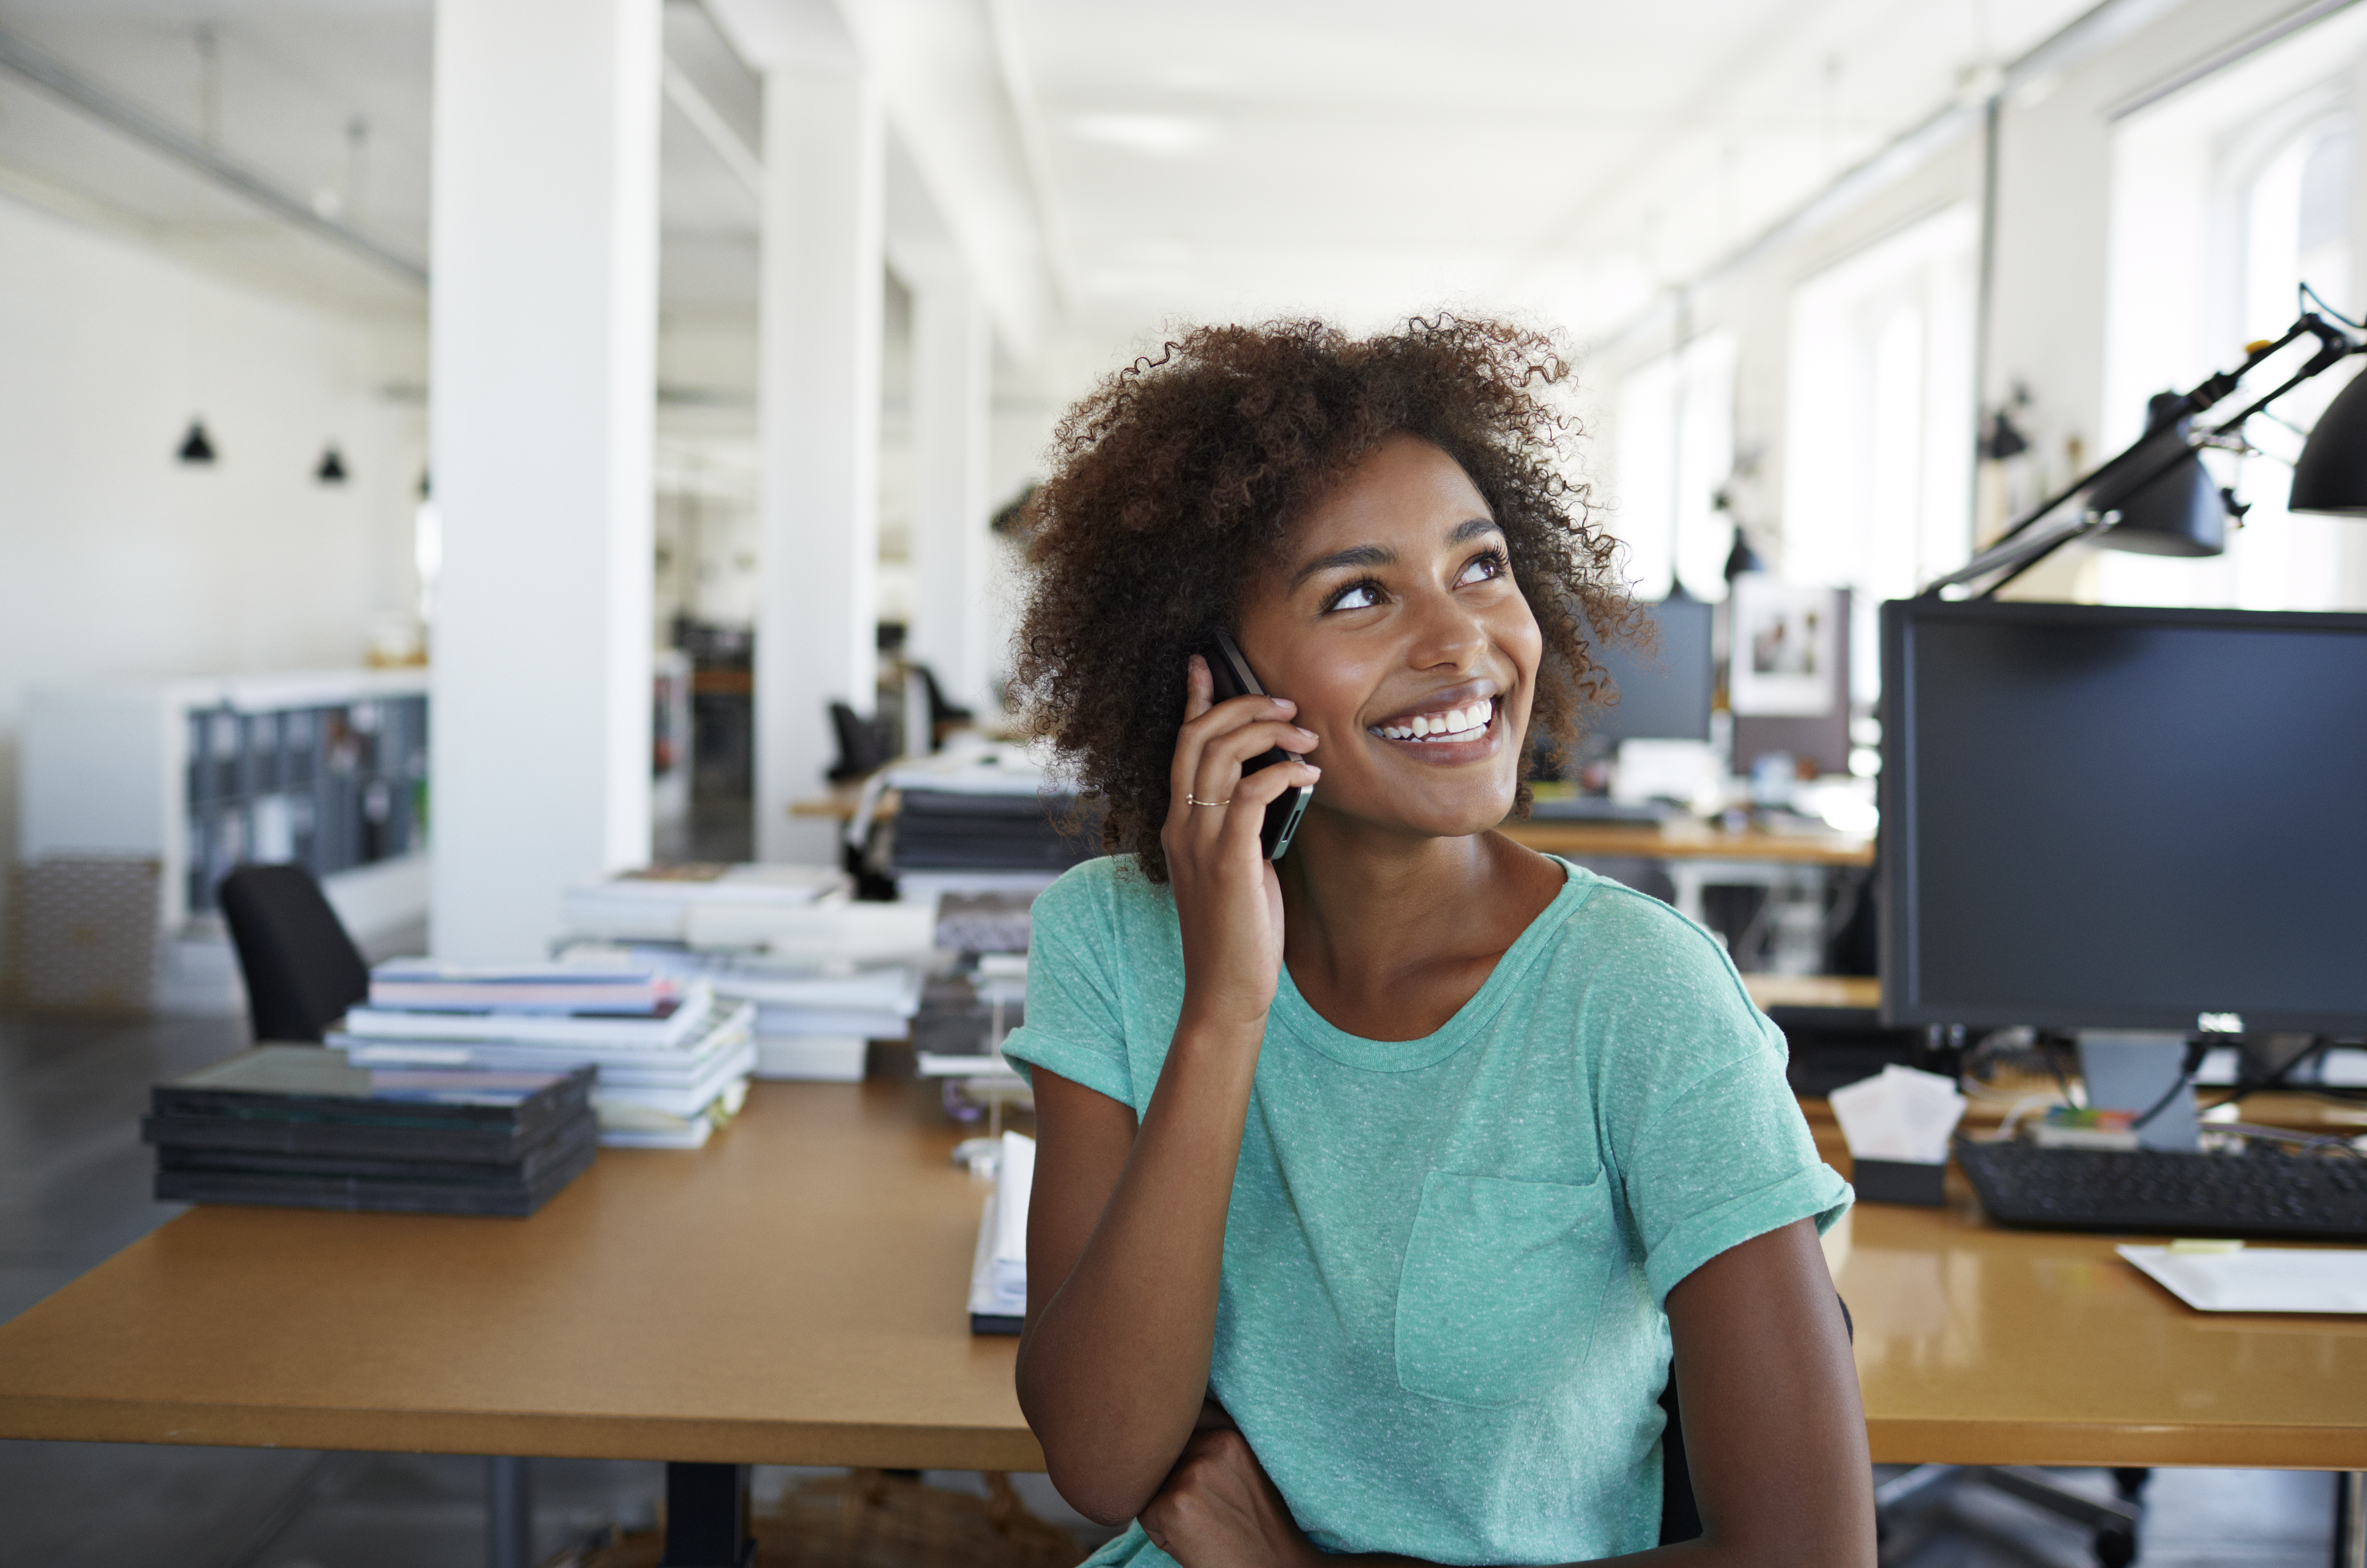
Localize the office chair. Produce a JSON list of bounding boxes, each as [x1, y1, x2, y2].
[[828, 701, 896, 783], [217, 863, 370, 1043], [913, 663, 975, 730]]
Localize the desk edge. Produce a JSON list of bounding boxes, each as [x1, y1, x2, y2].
[[0, 1394, 1048, 1472]]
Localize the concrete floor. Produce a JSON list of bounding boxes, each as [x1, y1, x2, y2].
[[0, 1007, 2340, 1566]]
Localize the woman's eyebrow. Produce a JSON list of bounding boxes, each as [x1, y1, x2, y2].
[[1290, 519, 1500, 589], [1291, 542, 1393, 588]]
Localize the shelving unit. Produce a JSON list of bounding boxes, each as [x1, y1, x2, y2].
[[20, 668, 432, 1012]]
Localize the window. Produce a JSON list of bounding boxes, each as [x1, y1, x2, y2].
[[1780, 204, 1978, 699], [1614, 331, 1735, 602], [2100, 6, 2367, 613]]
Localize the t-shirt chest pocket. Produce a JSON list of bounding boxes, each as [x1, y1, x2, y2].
[[1392, 1169, 1620, 1408]]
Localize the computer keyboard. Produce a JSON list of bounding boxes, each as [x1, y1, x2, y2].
[[1955, 1141, 2367, 1241]]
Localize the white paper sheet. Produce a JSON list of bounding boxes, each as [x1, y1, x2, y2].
[[2119, 1244, 2367, 1314]]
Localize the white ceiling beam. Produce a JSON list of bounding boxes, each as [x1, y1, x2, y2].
[[705, 0, 1062, 361], [664, 56, 763, 197], [0, 20, 427, 287]]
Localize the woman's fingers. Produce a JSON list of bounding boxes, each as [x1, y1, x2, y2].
[[1180, 748, 1316, 863], [1182, 654, 1214, 724], [1180, 756, 1320, 868], [1167, 659, 1309, 834]]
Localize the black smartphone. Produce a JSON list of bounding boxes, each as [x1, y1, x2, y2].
[[1199, 627, 1313, 861]]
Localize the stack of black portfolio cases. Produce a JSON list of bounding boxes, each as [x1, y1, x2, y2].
[[144, 1046, 598, 1218]]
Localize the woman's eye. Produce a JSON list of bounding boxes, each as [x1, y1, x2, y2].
[[1329, 582, 1380, 611], [1457, 550, 1509, 586]]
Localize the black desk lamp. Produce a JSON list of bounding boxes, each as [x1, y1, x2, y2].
[[1927, 289, 2367, 596]]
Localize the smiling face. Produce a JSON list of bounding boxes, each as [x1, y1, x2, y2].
[[1234, 433, 1543, 845]]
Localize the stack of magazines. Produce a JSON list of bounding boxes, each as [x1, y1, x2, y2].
[[325, 962, 757, 1149], [143, 1046, 597, 1217], [561, 862, 849, 945], [555, 893, 943, 1082]]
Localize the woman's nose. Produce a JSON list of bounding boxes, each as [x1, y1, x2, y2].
[[1402, 585, 1488, 669]]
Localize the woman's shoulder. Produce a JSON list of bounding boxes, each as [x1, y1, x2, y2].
[[1541, 862, 1762, 1025], [1029, 854, 1177, 947]]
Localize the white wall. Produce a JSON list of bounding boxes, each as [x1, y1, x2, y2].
[[1583, 0, 2327, 606], [0, 192, 424, 879]]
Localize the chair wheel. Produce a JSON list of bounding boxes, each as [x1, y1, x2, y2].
[[2093, 1524, 2138, 1568]]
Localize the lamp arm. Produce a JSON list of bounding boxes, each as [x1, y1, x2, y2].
[[1922, 314, 2360, 598]]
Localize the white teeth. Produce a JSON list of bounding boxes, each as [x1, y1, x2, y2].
[[1371, 699, 1493, 742]]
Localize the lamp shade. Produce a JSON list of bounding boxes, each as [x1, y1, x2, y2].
[[2290, 369, 2367, 516], [2088, 394, 2226, 557], [1723, 528, 1766, 580]]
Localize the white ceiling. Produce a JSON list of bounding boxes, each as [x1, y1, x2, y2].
[[1008, 0, 2099, 346], [0, 0, 2110, 362]]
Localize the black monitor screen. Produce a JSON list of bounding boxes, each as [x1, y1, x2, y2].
[[1880, 599, 2367, 1034], [1581, 596, 1714, 751]]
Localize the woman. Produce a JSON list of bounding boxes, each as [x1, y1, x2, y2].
[[999, 317, 1872, 1567]]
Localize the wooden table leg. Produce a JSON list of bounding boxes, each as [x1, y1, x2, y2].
[[661, 1461, 756, 1567]]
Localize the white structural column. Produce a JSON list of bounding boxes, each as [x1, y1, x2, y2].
[[428, 0, 660, 958], [756, 65, 885, 862], [906, 266, 995, 713]]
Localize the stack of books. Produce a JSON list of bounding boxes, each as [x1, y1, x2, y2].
[[701, 962, 924, 1081], [556, 885, 944, 1082], [859, 749, 1101, 899], [934, 890, 1037, 955], [562, 863, 849, 944], [327, 962, 757, 1149], [143, 1046, 597, 1217]]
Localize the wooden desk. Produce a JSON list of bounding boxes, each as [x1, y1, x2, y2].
[[5, 1076, 2359, 1531], [1744, 974, 1881, 1012], [1830, 1194, 2367, 1469], [791, 784, 881, 821], [789, 795, 1879, 870], [1795, 1102, 2367, 1468], [1500, 819, 1874, 867], [0, 1081, 1037, 1472]]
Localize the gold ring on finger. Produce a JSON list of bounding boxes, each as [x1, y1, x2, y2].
[[1185, 794, 1232, 807]]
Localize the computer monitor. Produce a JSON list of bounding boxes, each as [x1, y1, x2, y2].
[[1879, 598, 2367, 1035], [1574, 594, 1714, 757]]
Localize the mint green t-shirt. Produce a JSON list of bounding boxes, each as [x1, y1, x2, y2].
[[1001, 853, 1850, 1567]]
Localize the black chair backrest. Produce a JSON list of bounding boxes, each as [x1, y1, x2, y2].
[[217, 864, 370, 1043], [914, 663, 974, 727], [827, 701, 894, 782]]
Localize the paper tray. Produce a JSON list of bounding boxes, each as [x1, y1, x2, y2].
[[2119, 1244, 2367, 1314]]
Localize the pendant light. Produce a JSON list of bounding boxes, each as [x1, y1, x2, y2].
[[177, 419, 216, 464]]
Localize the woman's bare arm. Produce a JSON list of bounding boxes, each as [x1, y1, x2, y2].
[[1139, 1218, 1875, 1568], [1014, 657, 1320, 1526], [1646, 1218, 1874, 1565], [1018, 1054, 1257, 1525]]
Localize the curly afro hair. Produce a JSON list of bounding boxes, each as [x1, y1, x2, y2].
[[1011, 315, 1641, 884]]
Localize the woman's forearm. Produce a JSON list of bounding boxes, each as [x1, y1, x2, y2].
[[1016, 1012, 1264, 1524]]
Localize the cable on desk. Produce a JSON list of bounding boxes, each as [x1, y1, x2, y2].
[[2128, 1039, 2214, 1133]]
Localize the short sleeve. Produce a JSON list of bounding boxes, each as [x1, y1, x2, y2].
[[1584, 890, 1851, 1304], [1000, 862, 1139, 1110]]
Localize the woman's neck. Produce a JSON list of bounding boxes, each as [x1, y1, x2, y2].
[[1273, 807, 1562, 1040]]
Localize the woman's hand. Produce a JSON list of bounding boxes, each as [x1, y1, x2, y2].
[[1139, 1427, 1318, 1568], [1161, 655, 1320, 1034]]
